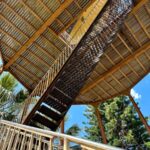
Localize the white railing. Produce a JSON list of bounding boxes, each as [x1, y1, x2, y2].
[[21, 0, 106, 122], [0, 120, 123, 150]]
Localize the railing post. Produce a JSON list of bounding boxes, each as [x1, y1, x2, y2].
[[49, 137, 53, 150], [2, 126, 11, 150], [63, 138, 69, 150], [93, 103, 107, 144], [29, 133, 33, 150]]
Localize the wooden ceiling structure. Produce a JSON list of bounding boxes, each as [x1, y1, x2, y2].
[[1, 0, 150, 105], [1, 0, 97, 90], [76, 0, 150, 104]]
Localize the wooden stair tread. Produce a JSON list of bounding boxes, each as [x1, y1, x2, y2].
[[39, 104, 62, 122]]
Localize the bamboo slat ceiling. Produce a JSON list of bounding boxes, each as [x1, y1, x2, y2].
[[1, 0, 150, 105], [1, 0, 97, 90], [75, 0, 150, 104]]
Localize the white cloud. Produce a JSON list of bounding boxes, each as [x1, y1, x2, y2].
[[130, 89, 141, 100]]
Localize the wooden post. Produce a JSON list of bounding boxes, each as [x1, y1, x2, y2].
[[128, 93, 150, 135], [60, 118, 65, 134], [49, 137, 53, 150], [63, 138, 69, 150], [60, 119, 65, 146], [93, 103, 107, 144]]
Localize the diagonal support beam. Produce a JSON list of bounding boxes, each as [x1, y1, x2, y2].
[[80, 41, 150, 94], [4, 0, 74, 70], [128, 93, 150, 135], [93, 103, 107, 144]]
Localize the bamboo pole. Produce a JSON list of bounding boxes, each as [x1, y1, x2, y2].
[[93, 103, 107, 144], [128, 93, 150, 135]]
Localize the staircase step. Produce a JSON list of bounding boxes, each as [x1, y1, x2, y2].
[[51, 88, 71, 105], [45, 96, 67, 113], [39, 104, 62, 122], [32, 113, 58, 131]]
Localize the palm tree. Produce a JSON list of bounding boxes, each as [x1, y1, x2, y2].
[[0, 73, 17, 104], [0, 73, 28, 121], [0, 73, 17, 116]]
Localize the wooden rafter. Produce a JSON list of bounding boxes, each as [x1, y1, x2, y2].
[[80, 41, 150, 94], [73, 67, 150, 105], [4, 0, 74, 70], [1, 30, 49, 72], [4, 1, 62, 54], [1, 42, 45, 74], [1, 14, 56, 61], [58, 0, 98, 34]]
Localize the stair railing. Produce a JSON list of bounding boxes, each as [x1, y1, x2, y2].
[[0, 120, 123, 150], [20, 0, 106, 123]]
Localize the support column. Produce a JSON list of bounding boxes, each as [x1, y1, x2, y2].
[[128, 93, 150, 135], [93, 103, 107, 144], [60, 118, 65, 134], [60, 119, 65, 146]]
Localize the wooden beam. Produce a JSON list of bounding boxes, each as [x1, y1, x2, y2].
[[60, 118, 65, 146], [93, 103, 107, 144], [4, 0, 74, 70], [74, 68, 150, 106], [1, 41, 45, 74], [58, 0, 98, 34], [80, 42, 150, 94], [2, 14, 57, 61], [128, 93, 150, 135]]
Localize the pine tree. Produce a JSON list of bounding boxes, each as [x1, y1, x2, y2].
[[83, 96, 150, 149]]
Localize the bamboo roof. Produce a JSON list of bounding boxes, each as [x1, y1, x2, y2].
[[75, 0, 150, 104], [1, 0, 97, 90], [1, 0, 150, 105]]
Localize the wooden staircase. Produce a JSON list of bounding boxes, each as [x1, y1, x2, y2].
[[21, 0, 133, 131]]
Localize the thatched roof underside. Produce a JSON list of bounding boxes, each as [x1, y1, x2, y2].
[[1, 0, 150, 105], [75, 0, 150, 104], [1, 0, 96, 90]]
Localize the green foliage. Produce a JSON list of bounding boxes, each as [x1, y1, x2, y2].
[[83, 105, 102, 142], [83, 96, 150, 149], [0, 73, 28, 121], [0, 73, 17, 91], [15, 90, 28, 103]]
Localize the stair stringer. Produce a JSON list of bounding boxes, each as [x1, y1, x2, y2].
[[23, 0, 133, 131]]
